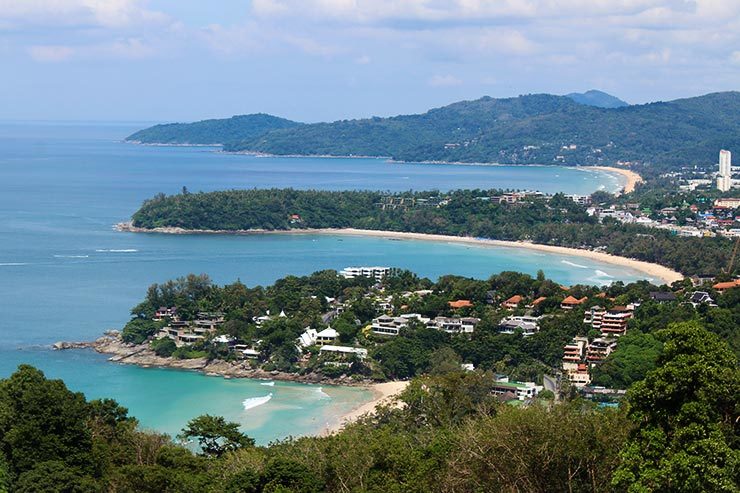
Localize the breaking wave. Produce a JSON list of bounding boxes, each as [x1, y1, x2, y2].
[[242, 393, 272, 411], [53, 255, 89, 258], [260, 381, 275, 387], [0, 262, 28, 266], [95, 249, 138, 253], [315, 387, 331, 399], [561, 260, 588, 269], [594, 270, 614, 278]]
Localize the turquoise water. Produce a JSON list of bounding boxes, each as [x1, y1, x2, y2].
[[0, 122, 636, 442]]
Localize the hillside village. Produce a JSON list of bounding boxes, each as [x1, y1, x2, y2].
[[106, 267, 740, 406]]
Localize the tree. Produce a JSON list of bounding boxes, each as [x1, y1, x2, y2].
[[178, 415, 254, 457], [0, 365, 93, 476], [612, 322, 740, 492]]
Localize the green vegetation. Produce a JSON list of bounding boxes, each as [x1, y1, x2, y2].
[[1, 320, 737, 492], [124, 268, 740, 386], [127, 92, 740, 170], [125, 113, 300, 145], [130, 188, 737, 276]]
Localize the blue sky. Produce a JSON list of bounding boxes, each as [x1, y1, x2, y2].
[[1, 0, 739, 122]]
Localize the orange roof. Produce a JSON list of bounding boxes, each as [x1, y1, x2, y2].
[[562, 295, 587, 305], [596, 292, 607, 298], [449, 299, 473, 308], [531, 296, 547, 306], [713, 280, 740, 290], [502, 295, 523, 306]]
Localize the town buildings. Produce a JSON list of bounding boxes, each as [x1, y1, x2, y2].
[[339, 266, 390, 280]]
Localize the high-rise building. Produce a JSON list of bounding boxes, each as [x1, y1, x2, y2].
[[717, 149, 732, 192]]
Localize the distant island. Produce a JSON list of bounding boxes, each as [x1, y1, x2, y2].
[[120, 188, 738, 278], [125, 91, 740, 171]]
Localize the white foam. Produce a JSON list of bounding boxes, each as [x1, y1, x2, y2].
[[242, 393, 272, 411], [53, 255, 89, 258], [594, 270, 614, 278], [315, 387, 331, 399], [95, 249, 138, 253], [561, 260, 588, 269], [0, 262, 28, 266], [260, 381, 275, 387]]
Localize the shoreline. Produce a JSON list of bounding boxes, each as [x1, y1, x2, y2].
[[55, 334, 406, 435], [323, 381, 409, 435], [116, 223, 683, 284], [590, 166, 643, 194]]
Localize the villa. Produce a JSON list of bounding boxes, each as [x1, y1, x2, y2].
[[427, 316, 480, 334], [492, 375, 543, 401], [371, 313, 429, 336], [501, 295, 523, 310], [561, 296, 588, 310], [319, 345, 368, 360], [498, 315, 540, 336]]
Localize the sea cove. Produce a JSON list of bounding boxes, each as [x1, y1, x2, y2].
[[0, 122, 637, 441]]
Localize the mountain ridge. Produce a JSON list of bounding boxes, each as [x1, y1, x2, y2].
[[126, 91, 740, 171]]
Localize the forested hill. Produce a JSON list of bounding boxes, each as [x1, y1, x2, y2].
[[565, 89, 629, 108], [125, 113, 301, 145], [126, 92, 740, 171], [130, 189, 737, 277]]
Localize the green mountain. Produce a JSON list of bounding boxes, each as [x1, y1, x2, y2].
[[565, 89, 629, 108], [125, 113, 301, 145], [127, 92, 740, 170]]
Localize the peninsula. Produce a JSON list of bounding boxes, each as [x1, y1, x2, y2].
[[122, 187, 737, 278]]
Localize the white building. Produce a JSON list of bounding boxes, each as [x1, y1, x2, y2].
[[339, 266, 390, 280], [319, 345, 368, 360], [498, 315, 541, 336], [717, 149, 733, 192], [370, 313, 429, 336], [427, 316, 480, 334]]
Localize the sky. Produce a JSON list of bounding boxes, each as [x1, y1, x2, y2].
[[1, 0, 739, 122]]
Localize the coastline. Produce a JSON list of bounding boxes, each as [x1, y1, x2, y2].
[[323, 381, 409, 435], [116, 223, 683, 285], [56, 334, 406, 436], [590, 166, 643, 194]]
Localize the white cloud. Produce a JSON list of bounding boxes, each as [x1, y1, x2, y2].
[[0, 0, 168, 29], [28, 44, 74, 62], [428, 74, 462, 87]]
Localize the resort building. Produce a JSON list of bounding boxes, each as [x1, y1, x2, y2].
[[319, 345, 368, 360], [562, 337, 591, 387], [158, 315, 224, 347], [586, 338, 617, 365], [297, 327, 318, 348], [599, 307, 633, 337], [370, 313, 429, 336], [315, 328, 339, 346], [712, 279, 740, 293], [689, 291, 715, 306], [339, 266, 390, 280], [427, 316, 480, 334], [561, 296, 588, 310], [448, 299, 473, 309], [649, 291, 677, 303], [498, 315, 541, 336], [501, 295, 524, 310], [583, 306, 607, 329], [154, 306, 178, 320], [492, 375, 543, 401]]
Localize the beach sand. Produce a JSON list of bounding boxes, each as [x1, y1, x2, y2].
[[324, 381, 409, 435], [590, 166, 643, 194]]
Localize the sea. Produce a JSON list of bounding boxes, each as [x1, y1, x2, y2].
[[0, 121, 639, 442]]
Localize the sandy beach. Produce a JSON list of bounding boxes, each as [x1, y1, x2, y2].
[[590, 166, 643, 194], [118, 223, 683, 284], [324, 381, 409, 435]]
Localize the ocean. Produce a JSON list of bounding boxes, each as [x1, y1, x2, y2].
[[0, 121, 638, 442]]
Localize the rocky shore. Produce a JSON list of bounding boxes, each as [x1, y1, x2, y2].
[[54, 331, 371, 387]]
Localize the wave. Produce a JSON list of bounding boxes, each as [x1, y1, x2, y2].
[[315, 387, 331, 399], [0, 262, 28, 266], [53, 255, 89, 258], [95, 249, 138, 253], [561, 260, 588, 269], [594, 270, 614, 278], [260, 381, 275, 387], [242, 393, 272, 411]]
